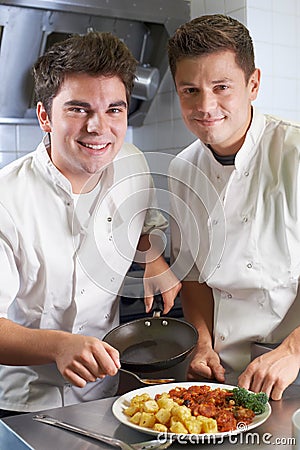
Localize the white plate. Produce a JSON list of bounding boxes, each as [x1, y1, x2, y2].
[[112, 382, 272, 441]]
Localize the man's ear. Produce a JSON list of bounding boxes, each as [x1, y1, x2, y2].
[[249, 68, 261, 102], [36, 102, 52, 132]]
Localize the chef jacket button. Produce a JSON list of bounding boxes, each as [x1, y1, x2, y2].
[[212, 219, 218, 225], [227, 294, 232, 299], [216, 175, 221, 181], [80, 289, 85, 295], [216, 263, 221, 269], [244, 171, 249, 177], [109, 235, 113, 241], [66, 201, 71, 206], [78, 325, 84, 330], [110, 277, 115, 282], [107, 217, 112, 222], [247, 262, 253, 269], [220, 335, 225, 341], [242, 216, 248, 223], [105, 313, 110, 319]]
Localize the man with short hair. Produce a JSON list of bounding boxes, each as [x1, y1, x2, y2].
[[168, 14, 300, 400]]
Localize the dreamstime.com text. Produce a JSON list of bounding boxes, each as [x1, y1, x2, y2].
[[157, 432, 296, 446]]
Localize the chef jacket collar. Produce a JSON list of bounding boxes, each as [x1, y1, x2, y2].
[[201, 107, 266, 173], [35, 134, 73, 197], [233, 107, 266, 172]]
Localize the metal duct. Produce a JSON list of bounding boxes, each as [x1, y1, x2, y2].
[[0, 0, 190, 126], [133, 65, 160, 101]]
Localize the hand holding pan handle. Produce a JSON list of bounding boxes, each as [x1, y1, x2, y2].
[[151, 293, 164, 318]]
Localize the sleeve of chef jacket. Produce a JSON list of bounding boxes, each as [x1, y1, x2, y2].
[[167, 158, 201, 283], [141, 175, 168, 234], [0, 203, 20, 317]]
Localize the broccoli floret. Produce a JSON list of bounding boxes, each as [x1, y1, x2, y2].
[[231, 387, 268, 415]]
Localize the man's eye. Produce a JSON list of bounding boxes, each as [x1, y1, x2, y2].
[[108, 107, 124, 114], [184, 88, 197, 94], [216, 85, 228, 91], [70, 107, 87, 113]]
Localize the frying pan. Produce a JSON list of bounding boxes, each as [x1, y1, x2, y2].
[[103, 294, 198, 373]]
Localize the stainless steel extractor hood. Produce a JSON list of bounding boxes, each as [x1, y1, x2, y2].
[[0, 0, 190, 126]]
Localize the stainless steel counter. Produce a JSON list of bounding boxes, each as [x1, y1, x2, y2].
[[0, 371, 299, 450]]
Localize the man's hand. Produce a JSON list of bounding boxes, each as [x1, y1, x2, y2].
[[238, 353, 299, 401], [187, 344, 226, 382], [55, 334, 120, 387], [238, 338, 300, 400], [136, 234, 181, 314], [0, 318, 120, 388], [143, 255, 181, 314]]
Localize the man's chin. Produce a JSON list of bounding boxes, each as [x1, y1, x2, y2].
[[83, 157, 114, 174]]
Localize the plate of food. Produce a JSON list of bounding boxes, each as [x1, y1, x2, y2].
[[112, 382, 271, 441]]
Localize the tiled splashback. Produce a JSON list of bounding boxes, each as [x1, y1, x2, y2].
[[0, 123, 43, 168], [247, 0, 300, 121]]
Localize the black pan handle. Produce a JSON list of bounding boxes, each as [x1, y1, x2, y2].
[[152, 293, 164, 316]]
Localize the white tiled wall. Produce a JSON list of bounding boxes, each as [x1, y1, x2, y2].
[[0, 122, 43, 168], [247, 0, 300, 121]]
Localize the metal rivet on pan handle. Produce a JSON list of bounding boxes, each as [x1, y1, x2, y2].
[[162, 320, 168, 326], [144, 321, 151, 327]]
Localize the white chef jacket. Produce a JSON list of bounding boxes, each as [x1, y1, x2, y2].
[[0, 136, 168, 411], [169, 107, 300, 372]]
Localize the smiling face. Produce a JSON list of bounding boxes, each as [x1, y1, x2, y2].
[[37, 73, 128, 193], [174, 50, 260, 155]]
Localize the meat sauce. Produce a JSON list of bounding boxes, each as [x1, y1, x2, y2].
[[157, 385, 255, 432]]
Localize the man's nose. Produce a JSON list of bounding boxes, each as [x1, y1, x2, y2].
[[195, 91, 216, 112], [86, 113, 108, 133]]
